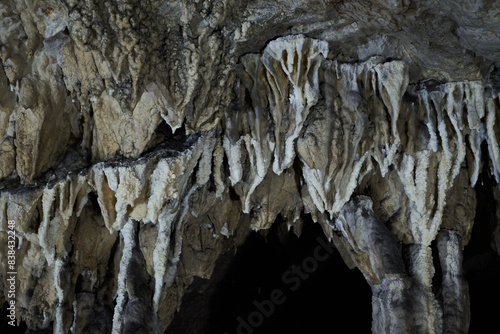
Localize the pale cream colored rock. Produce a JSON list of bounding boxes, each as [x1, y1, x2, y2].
[[91, 90, 162, 161], [0, 138, 15, 179], [0, 67, 16, 179], [248, 169, 303, 232]]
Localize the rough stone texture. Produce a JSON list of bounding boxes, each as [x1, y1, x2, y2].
[[0, 0, 500, 333]]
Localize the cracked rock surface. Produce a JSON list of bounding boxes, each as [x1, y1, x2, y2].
[[1, 0, 500, 333]]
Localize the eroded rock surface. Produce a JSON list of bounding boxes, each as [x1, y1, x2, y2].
[[1, 0, 500, 333]]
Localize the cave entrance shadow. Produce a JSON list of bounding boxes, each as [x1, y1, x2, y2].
[[0, 303, 28, 334], [207, 215, 372, 334], [463, 159, 500, 334]]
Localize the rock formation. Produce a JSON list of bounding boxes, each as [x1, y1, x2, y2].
[[0, 0, 499, 333]]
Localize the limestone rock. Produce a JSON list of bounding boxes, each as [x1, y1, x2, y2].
[[1, 0, 500, 333]]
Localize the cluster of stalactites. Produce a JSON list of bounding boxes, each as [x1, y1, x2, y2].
[[0, 132, 233, 332], [0, 34, 499, 333], [223, 34, 500, 245]]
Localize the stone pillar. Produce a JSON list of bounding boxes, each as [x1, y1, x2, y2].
[[437, 230, 470, 334]]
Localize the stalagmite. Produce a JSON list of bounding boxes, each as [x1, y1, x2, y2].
[[437, 230, 470, 334], [336, 196, 413, 334]]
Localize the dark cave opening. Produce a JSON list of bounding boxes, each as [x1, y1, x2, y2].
[[168, 160, 500, 334], [0, 303, 27, 334], [463, 159, 500, 334], [167, 215, 372, 334], [207, 216, 372, 334]]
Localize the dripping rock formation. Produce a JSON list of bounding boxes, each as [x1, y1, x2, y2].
[[1, 0, 500, 333]]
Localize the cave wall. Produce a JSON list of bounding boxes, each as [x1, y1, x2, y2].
[[1, 0, 500, 333]]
